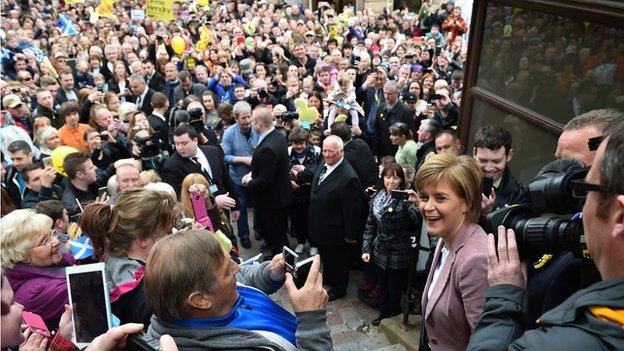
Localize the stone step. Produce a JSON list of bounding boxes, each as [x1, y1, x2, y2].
[[375, 344, 408, 351], [379, 314, 422, 351]]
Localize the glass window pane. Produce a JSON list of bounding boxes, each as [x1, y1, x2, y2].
[[468, 99, 557, 184], [476, 3, 624, 125]]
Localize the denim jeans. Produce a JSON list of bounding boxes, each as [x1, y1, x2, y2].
[[232, 182, 250, 239]]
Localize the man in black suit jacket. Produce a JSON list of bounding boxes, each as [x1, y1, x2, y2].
[[129, 74, 154, 115], [161, 124, 239, 220], [242, 108, 292, 256], [148, 92, 171, 152], [54, 71, 79, 107], [297, 135, 362, 300], [372, 81, 414, 158], [144, 59, 166, 92]]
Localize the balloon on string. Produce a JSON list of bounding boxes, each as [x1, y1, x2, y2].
[[171, 36, 186, 55]]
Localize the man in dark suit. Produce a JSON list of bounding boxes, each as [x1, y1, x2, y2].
[[297, 135, 362, 301], [144, 59, 165, 92], [129, 74, 154, 115], [148, 92, 171, 152], [54, 71, 79, 107], [330, 122, 378, 189], [173, 70, 207, 105], [242, 108, 292, 257], [372, 81, 414, 158], [416, 118, 440, 172], [161, 124, 239, 220]]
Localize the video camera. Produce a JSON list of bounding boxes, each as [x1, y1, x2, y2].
[[133, 134, 161, 158], [174, 108, 205, 135], [485, 159, 588, 261], [281, 112, 299, 123]]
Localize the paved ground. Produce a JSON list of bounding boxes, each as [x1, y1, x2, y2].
[[237, 231, 420, 350]]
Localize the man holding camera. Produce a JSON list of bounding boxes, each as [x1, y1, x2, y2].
[[144, 229, 332, 350], [467, 117, 624, 350]]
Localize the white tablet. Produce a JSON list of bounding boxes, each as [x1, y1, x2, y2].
[[66, 263, 112, 348]]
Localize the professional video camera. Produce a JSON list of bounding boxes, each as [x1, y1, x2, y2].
[[281, 112, 299, 122], [174, 108, 205, 135], [485, 159, 588, 261], [133, 134, 161, 158]]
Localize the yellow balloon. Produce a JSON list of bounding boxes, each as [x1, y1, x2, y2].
[[293, 97, 307, 112], [51, 146, 80, 177], [197, 0, 208, 6], [171, 36, 186, 55], [300, 107, 319, 123]]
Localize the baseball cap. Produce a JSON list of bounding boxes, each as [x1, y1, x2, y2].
[[2, 94, 23, 108]]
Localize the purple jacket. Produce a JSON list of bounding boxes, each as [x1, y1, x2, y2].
[[4, 253, 75, 326]]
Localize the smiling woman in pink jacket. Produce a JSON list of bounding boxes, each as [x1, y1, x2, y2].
[[415, 154, 489, 351]]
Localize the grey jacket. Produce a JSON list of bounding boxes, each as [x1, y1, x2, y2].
[[146, 262, 333, 350], [467, 279, 624, 351]]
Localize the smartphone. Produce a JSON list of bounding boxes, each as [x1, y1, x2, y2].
[[483, 176, 494, 197], [42, 156, 52, 168], [66, 263, 112, 348], [98, 186, 108, 198], [191, 193, 215, 232], [22, 311, 51, 338], [282, 246, 299, 272], [126, 332, 161, 351], [391, 189, 409, 200], [293, 255, 315, 289]]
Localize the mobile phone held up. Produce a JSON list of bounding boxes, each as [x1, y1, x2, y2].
[[282, 246, 315, 288], [391, 189, 409, 200], [126, 332, 161, 351], [22, 311, 51, 338], [483, 176, 494, 197]]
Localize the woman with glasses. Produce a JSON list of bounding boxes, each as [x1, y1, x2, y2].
[[0, 209, 76, 329], [80, 188, 177, 326]]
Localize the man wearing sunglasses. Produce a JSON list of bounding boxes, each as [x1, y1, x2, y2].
[[467, 117, 624, 350]]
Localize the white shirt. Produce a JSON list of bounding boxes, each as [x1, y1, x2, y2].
[[427, 246, 449, 300], [151, 111, 165, 122], [319, 157, 344, 183], [136, 87, 149, 108], [193, 148, 213, 179]]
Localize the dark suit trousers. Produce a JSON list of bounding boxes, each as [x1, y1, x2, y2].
[[318, 244, 351, 296], [256, 207, 288, 256]]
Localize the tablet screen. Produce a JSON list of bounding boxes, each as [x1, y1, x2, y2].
[[68, 271, 109, 343]]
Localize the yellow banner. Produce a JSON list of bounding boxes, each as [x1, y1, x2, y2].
[[147, 0, 174, 21], [66, 0, 85, 4]]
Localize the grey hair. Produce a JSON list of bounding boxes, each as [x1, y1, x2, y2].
[[129, 73, 146, 86], [232, 101, 252, 118]]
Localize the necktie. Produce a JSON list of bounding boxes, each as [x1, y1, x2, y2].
[[136, 95, 142, 108], [191, 156, 212, 179], [318, 166, 329, 183]]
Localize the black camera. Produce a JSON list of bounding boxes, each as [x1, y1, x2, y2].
[[485, 159, 588, 261], [133, 134, 161, 158], [258, 89, 268, 99], [281, 112, 299, 122], [174, 109, 205, 135]]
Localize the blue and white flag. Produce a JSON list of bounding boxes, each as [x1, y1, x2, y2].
[[68, 235, 94, 260], [58, 13, 79, 37]]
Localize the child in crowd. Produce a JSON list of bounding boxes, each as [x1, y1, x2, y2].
[[326, 75, 364, 128]]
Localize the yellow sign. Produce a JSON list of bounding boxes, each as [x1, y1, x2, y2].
[[66, 0, 85, 4], [95, 0, 118, 18], [147, 0, 174, 21]]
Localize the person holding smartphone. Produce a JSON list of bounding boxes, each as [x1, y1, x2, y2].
[[361, 163, 420, 326]]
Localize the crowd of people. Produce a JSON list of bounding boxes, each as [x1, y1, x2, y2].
[[1, 0, 624, 350]]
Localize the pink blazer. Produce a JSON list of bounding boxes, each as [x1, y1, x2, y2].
[[421, 222, 489, 351]]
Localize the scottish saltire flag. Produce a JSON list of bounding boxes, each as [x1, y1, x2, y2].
[[58, 13, 78, 37], [69, 235, 94, 260]]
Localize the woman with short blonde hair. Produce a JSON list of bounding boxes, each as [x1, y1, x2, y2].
[[415, 154, 488, 351], [1, 209, 75, 328]]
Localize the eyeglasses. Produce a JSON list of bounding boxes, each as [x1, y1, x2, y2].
[[571, 179, 608, 199], [34, 230, 59, 248]]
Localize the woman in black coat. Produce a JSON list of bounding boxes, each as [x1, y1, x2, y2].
[[362, 163, 421, 325]]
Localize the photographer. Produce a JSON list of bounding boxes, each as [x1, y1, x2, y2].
[[144, 229, 332, 350], [128, 124, 168, 173], [466, 117, 624, 351]]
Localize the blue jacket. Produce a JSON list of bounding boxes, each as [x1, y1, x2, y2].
[[207, 75, 246, 104]]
